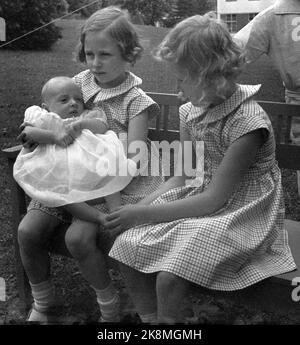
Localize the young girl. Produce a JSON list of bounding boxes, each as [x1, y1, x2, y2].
[[105, 14, 297, 323], [18, 6, 163, 323], [14, 76, 135, 210]]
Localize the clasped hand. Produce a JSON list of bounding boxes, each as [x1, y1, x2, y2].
[[99, 204, 147, 238], [17, 121, 83, 148], [58, 121, 82, 147], [17, 122, 38, 149]]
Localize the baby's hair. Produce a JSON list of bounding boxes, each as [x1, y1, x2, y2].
[[75, 6, 143, 65], [41, 76, 78, 103], [155, 13, 245, 102]]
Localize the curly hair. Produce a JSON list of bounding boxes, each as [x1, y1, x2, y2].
[[75, 6, 143, 65], [155, 13, 245, 103]]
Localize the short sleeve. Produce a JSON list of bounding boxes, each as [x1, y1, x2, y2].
[[24, 105, 44, 125], [72, 73, 82, 88], [24, 106, 63, 130], [224, 102, 271, 147], [179, 103, 193, 131], [128, 93, 160, 120]]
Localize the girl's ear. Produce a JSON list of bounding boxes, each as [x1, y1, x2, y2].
[[128, 47, 142, 66], [41, 103, 49, 111]]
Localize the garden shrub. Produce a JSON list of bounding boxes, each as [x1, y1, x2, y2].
[[0, 0, 65, 50]]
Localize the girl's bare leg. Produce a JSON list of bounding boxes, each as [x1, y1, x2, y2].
[[18, 210, 61, 283], [65, 219, 120, 321], [65, 219, 111, 288], [119, 262, 157, 322], [18, 209, 64, 322], [156, 271, 189, 324]]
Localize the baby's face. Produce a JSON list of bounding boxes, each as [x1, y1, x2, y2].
[[46, 81, 84, 119]]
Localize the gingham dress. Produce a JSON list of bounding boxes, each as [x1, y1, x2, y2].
[[109, 84, 296, 291], [28, 71, 163, 219]]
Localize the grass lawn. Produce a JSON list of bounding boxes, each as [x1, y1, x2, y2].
[[0, 20, 299, 325]]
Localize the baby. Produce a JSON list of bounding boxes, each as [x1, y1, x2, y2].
[[14, 76, 135, 211]]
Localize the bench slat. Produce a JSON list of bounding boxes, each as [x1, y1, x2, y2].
[[2, 145, 23, 159], [285, 116, 293, 144], [258, 101, 300, 118]]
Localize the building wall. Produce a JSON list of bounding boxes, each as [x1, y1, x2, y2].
[[218, 0, 275, 14], [218, 0, 276, 32]]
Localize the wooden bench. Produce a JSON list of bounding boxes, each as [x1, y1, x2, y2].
[[2, 92, 300, 318]]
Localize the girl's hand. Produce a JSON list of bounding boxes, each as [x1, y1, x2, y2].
[[104, 205, 147, 237], [97, 211, 108, 227], [17, 124, 38, 150]]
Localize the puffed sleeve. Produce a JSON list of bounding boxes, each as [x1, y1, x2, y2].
[[24, 105, 44, 126], [24, 106, 62, 131], [127, 91, 160, 120], [72, 72, 83, 88], [179, 102, 193, 131]]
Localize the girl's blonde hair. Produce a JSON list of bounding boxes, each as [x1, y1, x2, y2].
[[155, 13, 245, 102], [75, 6, 143, 65]]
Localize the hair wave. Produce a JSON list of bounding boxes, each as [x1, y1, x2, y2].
[[155, 14, 245, 102]]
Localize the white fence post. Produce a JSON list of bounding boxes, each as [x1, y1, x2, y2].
[[0, 17, 6, 41]]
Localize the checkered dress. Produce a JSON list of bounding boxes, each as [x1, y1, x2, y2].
[[28, 71, 164, 219], [109, 84, 296, 291]]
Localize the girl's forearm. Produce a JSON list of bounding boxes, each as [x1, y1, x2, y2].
[[24, 127, 56, 144], [63, 202, 102, 223], [78, 119, 108, 134], [143, 190, 224, 223], [138, 176, 185, 205]]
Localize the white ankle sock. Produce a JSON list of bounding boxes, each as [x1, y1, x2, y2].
[[30, 280, 55, 313], [93, 282, 120, 322]]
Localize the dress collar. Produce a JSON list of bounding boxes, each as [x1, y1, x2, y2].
[[81, 71, 142, 103], [186, 84, 261, 124]]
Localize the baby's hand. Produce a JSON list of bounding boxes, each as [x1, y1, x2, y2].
[[17, 124, 39, 150], [65, 121, 82, 139], [53, 131, 75, 147]]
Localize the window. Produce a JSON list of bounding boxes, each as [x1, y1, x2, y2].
[[221, 14, 237, 33], [248, 13, 258, 21]]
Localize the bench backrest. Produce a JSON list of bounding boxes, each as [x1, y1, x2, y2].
[[2, 92, 300, 171], [147, 92, 300, 171]]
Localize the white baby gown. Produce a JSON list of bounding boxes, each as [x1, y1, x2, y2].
[[13, 106, 136, 207]]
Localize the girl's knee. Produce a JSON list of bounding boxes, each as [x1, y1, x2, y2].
[[18, 213, 49, 247], [65, 221, 98, 259]]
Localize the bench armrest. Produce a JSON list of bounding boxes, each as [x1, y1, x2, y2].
[[1, 145, 22, 159]]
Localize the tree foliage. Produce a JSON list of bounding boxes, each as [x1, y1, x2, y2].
[[110, 0, 171, 26], [0, 0, 66, 50], [163, 0, 213, 27], [66, 0, 105, 18]]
